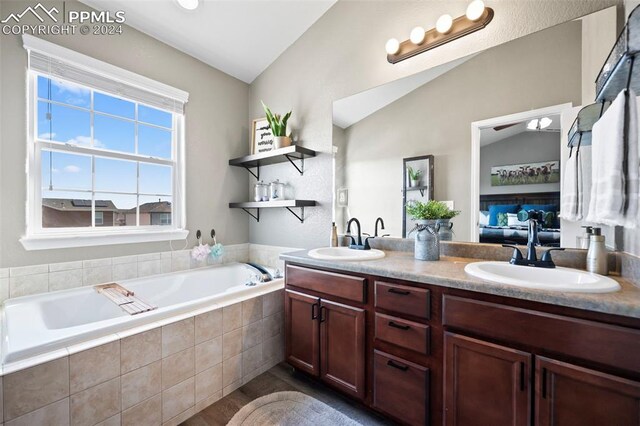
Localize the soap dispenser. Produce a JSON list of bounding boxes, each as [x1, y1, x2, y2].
[[330, 222, 339, 247], [577, 226, 593, 249], [586, 227, 608, 275]]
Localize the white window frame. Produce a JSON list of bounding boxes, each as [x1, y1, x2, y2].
[[20, 36, 189, 250], [94, 212, 104, 226]]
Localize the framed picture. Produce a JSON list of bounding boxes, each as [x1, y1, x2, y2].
[[251, 118, 274, 154], [491, 160, 560, 186]]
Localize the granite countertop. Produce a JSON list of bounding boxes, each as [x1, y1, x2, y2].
[[280, 250, 640, 320]]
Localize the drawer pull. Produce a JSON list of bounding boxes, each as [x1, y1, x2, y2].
[[388, 288, 411, 296], [387, 359, 409, 371], [311, 302, 319, 320], [388, 321, 410, 330]]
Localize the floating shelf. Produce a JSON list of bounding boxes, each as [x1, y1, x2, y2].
[[229, 200, 317, 223], [229, 145, 317, 179], [595, 4, 640, 102], [405, 185, 430, 197], [567, 101, 610, 148]]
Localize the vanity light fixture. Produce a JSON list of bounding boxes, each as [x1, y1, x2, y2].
[[176, 0, 199, 10], [386, 1, 494, 64]]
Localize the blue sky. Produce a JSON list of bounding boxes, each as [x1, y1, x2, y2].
[[38, 76, 173, 211]]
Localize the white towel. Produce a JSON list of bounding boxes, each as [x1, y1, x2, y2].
[[560, 148, 583, 221], [586, 89, 639, 227]]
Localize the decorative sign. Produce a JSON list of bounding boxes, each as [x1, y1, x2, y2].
[[251, 118, 274, 154], [491, 160, 560, 186]]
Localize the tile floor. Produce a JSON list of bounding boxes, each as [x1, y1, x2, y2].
[[181, 363, 393, 426]]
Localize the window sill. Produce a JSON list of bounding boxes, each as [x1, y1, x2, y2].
[[20, 229, 190, 251]]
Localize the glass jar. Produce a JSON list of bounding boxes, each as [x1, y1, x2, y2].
[[269, 179, 285, 201], [254, 181, 269, 202]]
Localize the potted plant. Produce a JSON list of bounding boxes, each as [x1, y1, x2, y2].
[[406, 200, 461, 260], [407, 166, 423, 187], [262, 101, 292, 149]]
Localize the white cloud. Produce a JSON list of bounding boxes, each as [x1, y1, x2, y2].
[[53, 79, 89, 97], [38, 132, 56, 140], [66, 136, 104, 148], [63, 165, 81, 173]]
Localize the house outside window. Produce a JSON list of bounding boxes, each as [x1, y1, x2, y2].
[[21, 35, 188, 250]]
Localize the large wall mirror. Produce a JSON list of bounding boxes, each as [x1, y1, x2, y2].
[[332, 7, 620, 249]]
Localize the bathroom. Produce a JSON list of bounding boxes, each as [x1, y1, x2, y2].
[[0, 0, 639, 425]]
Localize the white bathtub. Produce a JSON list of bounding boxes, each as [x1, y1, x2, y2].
[[2, 263, 283, 366]]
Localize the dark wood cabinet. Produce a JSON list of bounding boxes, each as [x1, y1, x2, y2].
[[536, 357, 640, 426], [320, 299, 366, 399], [444, 332, 531, 426], [285, 289, 320, 376]]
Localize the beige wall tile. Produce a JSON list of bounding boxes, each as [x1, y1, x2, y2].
[[161, 258, 172, 274], [242, 321, 263, 351], [48, 261, 83, 272], [138, 260, 162, 277], [162, 377, 194, 422], [0, 277, 7, 303], [83, 266, 112, 286], [5, 398, 69, 426], [223, 380, 241, 397], [195, 364, 222, 403], [162, 318, 194, 357], [9, 264, 48, 277], [242, 297, 263, 325], [170, 253, 190, 272], [95, 414, 120, 426], [9, 273, 48, 298], [194, 391, 222, 413], [121, 360, 161, 411], [4, 357, 69, 421], [222, 303, 242, 332], [112, 263, 138, 281], [122, 394, 161, 426], [242, 343, 263, 378], [163, 406, 195, 426], [83, 258, 112, 269], [222, 328, 242, 360], [70, 341, 120, 394], [121, 329, 162, 374], [195, 336, 222, 374], [49, 269, 83, 292], [161, 347, 195, 390], [263, 290, 284, 317], [263, 312, 283, 339], [137, 253, 161, 262], [263, 334, 284, 363], [111, 255, 138, 265], [194, 309, 222, 344], [222, 353, 242, 388], [70, 377, 120, 426]]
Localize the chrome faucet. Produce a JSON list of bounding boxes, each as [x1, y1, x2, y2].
[[502, 210, 564, 268], [346, 218, 371, 250]]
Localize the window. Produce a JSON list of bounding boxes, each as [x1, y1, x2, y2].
[[22, 35, 189, 250]]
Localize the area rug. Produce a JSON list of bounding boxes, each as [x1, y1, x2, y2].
[[227, 391, 363, 426]]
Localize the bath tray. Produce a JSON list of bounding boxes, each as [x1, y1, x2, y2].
[[95, 283, 157, 315]]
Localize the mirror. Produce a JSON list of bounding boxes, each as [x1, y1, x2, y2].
[[332, 8, 619, 249]]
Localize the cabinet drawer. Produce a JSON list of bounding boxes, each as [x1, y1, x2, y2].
[[286, 265, 366, 303], [374, 350, 429, 426], [375, 281, 430, 320], [375, 313, 430, 355], [443, 295, 640, 373]]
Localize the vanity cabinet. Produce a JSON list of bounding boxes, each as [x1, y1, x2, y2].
[[284, 290, 320, 376]]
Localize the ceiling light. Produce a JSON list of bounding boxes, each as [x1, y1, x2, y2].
[[466, 0, 486, 21], [176, 0, 199, 10], [527, 119, 538, 130], [436, 14, 453, 34], [410, 26, 426, 45], [385, 38, 400, 55], [539, 117, 553, 129]]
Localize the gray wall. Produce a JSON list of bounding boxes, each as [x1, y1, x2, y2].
[[0, 0, 249, 267], [339, 22, 580, 240], [480, 132, 561, 196], [247, 0, 619, 249]]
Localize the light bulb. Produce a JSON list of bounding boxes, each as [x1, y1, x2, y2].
[[466, 0, 486, 21], [410, 26, 426, 45], [539, 117, 553, 129], [527, 119, 538, 130], [385, 38, 400, 55], [176, 0, 198, 10], [436, 14, 453, 34]]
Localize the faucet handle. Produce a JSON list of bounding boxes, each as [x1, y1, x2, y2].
[[502, 244, 523, 261], [541, 247, 565, 262]]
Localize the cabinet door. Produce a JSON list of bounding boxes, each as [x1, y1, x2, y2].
[[536, 357, 640, 426], [319, 299, 366, 400], [444, 332, 531, 426], [285, 289, 320, 376]]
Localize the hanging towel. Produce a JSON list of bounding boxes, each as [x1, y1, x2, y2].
[[560, 148, 583, 221], [586, 89, 639, 227]]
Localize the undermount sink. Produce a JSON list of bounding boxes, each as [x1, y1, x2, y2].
[[308, 247, 386, 261], [464, 261, 621, 293]]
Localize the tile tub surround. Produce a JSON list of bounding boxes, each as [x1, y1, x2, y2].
[[281, 250, 640, 319], [1, 289, 285, 426]]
